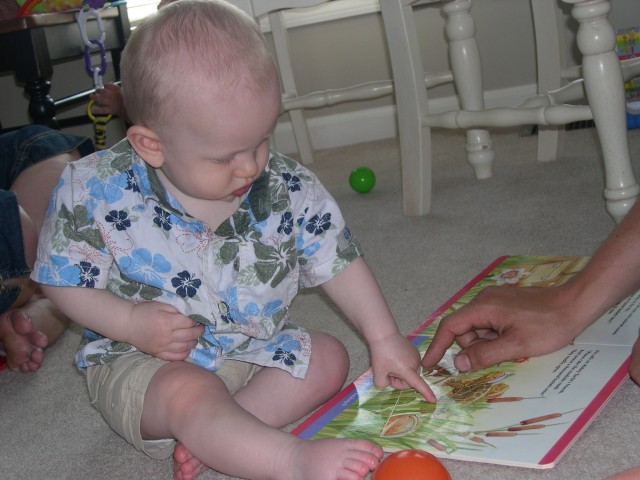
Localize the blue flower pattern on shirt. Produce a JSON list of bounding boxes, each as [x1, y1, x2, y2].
[[78, 261, 100, 288], [278, 211, 294, 235], [306, 213, 332, 235], [118, 248, 172, 289], [105, 210, 131, 231], [32, 140, 362, 379], [282, 172, 301, 192], [41, 255, 81, 286], [124, 169, 140, 193], [171, 271, 202, 298], [87, 172, 129, 204], [153, 206, 173, 231]]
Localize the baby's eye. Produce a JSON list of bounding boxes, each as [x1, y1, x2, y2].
[[212, 155, 234, 165]]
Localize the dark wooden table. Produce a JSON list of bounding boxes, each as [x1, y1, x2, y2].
[[0, 2, 130, 129]]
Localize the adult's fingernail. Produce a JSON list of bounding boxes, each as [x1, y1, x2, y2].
[[455, 353, 471, 372]]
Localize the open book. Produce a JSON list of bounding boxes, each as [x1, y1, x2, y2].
[[293, 256, 638, 469]]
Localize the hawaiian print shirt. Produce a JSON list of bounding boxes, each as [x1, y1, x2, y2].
[[32, 139, 361, 379]]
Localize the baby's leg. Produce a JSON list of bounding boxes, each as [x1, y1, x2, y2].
[[234, 330, 351, 427], [174, 331, 356, 479], [142, 357, 382, 480]]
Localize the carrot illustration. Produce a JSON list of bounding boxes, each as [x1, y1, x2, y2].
[[427, 439, 448, 451], [486, 396, 541, 403], [520, 408, 583, 425], [508, 424, 546, 431], [520, 413, 560, 425]]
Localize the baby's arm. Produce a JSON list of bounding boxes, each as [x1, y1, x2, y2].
[[41, 285, 202, 360], [321, 257, 436, 402]]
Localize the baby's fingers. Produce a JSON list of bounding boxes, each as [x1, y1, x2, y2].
[[398, 367, 437, 403], [169, 322, 204, 342]]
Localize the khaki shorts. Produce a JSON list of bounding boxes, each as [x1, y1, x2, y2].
[[86, 352, 259, 459]]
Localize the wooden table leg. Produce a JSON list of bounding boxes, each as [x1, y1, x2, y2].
[[24, 77, 58, 129]]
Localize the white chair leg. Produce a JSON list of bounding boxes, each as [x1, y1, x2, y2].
[[269, 11, 315, 165], [381, 0, 432, 216], [443, 0, 494, 179], [531, 0, 566, 162], [568, 0, 639, 222]]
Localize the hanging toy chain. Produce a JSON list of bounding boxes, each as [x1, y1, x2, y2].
[[77, 3, 112, 150]]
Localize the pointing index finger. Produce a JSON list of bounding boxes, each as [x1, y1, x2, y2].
[[403, 367, 437, 403]]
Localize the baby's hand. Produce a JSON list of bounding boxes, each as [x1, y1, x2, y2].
[[369, 332, 436, 403], [126, 302, 204, 361]]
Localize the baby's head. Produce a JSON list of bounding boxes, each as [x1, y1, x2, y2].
[[121, 0, 279, 131]]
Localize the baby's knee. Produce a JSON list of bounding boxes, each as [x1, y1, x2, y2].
[[150, 361, 231, 411], [311, 332, 350, 386]]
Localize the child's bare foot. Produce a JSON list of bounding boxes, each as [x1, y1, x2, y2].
[[0, 309, 46, 372], [282, 438, 384, 480], [629, 336, 640, 385], [173, 442, 208, 480], [174, 435, 381, 480], [0, 294, 68, 372], [606, 467, 640, 480]]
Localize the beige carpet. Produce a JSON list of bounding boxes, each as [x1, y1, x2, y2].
[[2, 126, 639, 479]]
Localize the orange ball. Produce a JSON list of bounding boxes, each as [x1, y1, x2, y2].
[[372, 449, 452, 480]]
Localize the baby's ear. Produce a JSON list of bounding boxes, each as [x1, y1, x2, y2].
[[127, 125, 164, 168]]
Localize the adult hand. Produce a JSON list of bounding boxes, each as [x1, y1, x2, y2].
[[90, 83, 127, 120], [421, 285, 588, 372]]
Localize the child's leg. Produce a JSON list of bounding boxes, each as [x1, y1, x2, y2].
[[11, 151, 78, 238], [234, 331, 351, 428], [143, 332, 383, 480], [174, 331, 357, 479]]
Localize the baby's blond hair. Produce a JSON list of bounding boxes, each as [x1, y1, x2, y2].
[[121, 0, 278, 128]]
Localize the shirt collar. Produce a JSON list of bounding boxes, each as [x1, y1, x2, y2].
[[121, 139, 275, 229]]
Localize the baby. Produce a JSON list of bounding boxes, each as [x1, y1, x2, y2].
[[33, 1, 435, 479]]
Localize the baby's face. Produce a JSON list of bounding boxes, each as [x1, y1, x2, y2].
[[156, 77, 281, 204]]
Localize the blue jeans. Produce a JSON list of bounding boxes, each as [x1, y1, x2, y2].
[[0, 126, 94, 313]]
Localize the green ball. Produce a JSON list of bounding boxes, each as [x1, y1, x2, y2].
[[349, 167, 376, 193]]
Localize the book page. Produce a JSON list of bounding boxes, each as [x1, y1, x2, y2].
[[576, 290, 640, 346], [294, 256, 637, 468]]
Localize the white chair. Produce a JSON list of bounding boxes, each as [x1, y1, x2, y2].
[[232, 0, 640, 222], [228, 0, 397, 166], [380, 0, 640, 221]]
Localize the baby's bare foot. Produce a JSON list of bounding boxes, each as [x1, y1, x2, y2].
[[284, 438, 383, 480], [173, 441, 208, 480], [605, 467, 640, 480], [0, 310, 46, 372]]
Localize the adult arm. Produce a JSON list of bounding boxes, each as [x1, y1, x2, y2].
[[422, 200, 640, 372]]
